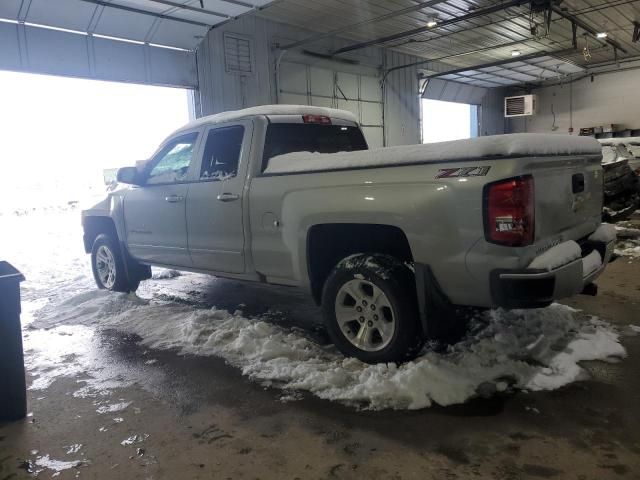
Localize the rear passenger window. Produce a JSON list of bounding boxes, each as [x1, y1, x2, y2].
[[200, 126, 245, 181]]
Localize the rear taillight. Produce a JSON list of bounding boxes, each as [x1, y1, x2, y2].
[[302, 114, 331, 124], [483, 175, 535, 247]]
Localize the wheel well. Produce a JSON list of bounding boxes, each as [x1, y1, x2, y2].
[[307, 223, 413, 304], [82, 216, 118, 253]]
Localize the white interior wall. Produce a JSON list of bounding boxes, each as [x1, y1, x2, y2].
[[479, 87, 507, 136], [195, 16, 421, 147], [383, 50, 421, 146], [507, 65, 640, 134]]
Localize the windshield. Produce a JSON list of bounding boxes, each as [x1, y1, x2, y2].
[[262, 123, 368, 171]]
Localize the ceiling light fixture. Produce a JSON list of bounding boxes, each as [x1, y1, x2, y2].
[[511, 50, 522, 57], [426, 18, 438, 28], [596, 32, 608, 39]]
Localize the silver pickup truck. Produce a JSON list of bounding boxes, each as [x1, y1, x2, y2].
[[82, 105, 615, 363]]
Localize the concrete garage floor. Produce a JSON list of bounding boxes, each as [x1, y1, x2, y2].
[[1, 214, 640, 480]]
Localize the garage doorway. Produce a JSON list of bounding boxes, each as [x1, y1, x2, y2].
[[421, 98, 479, 144], [0, 71, 192, 216]]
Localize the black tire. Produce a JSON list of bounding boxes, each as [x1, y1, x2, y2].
[[91, 233, 139, 293], [321, 254, 424, 364]]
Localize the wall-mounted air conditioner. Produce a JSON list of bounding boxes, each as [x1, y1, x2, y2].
[[504, 94, 536, 117]]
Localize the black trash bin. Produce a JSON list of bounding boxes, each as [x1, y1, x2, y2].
[[0, 261, 27, 421]]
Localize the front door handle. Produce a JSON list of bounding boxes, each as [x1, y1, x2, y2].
[[165, 194, 184, 203], [217, 193, 240, 202]]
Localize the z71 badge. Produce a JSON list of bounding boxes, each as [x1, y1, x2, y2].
[[435, 166, 491, 179]]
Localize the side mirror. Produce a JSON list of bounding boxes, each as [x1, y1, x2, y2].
[[116, 167, 141, 185]]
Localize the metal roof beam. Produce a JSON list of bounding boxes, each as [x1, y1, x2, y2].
[[462, 67, 535, 83], [424, 48, 579, 79], [551, 5, 628, 54], [449, 75, 507, 87], [505, 60, 570, 77], [279, 0, 449, 51], [142, 0, 232, 18], [385, 38, 545, 74], [78, 0, 213, 26], [332, 0, 530, 55]]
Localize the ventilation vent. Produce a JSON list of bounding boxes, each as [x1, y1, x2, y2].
[[505, 95, 536, 117], [224, 33, 253, 75]]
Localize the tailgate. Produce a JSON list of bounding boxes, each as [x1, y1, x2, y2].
[[528, 154, 603, 241]]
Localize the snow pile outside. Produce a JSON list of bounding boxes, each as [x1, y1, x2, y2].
[[615, 221, 640, 258], [616, 239, 640, 257], [1, 212, 95, 305], [528, 241, 582, 271], [264, 134, 601, 175], [35, 292, 625, 410]]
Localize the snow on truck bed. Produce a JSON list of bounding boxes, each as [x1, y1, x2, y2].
[[264, 133, 602, 174]]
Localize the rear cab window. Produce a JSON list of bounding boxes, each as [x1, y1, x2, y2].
[[261, 123, 368, 172], [200, 125, 245, 181]]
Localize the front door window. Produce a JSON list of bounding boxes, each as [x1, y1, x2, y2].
[[146, 132, 199, 185]]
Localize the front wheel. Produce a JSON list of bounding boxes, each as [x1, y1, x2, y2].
[[91, 234, 139, 293], [321, 254, 424, 364]]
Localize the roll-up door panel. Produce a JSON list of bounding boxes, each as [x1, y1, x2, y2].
[[336, 72, 358, 99], [280, 93, 308, 105], [338, 99, 360, 119], [311, 96, 333, 108], [361, 76, 382, 102], [280, 62, 307, 95], [363, 127, 384, 148], [361, 102, 383, 126], [309, 67, 334, 97]]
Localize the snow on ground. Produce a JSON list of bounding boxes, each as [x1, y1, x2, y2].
[[2, 211, 629, 411], [33, 291, 625, 410], [152, 268, 182, 280], [615, 219, 640, 257]]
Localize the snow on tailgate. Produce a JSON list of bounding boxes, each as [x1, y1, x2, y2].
[[264, 133, 602, 174]]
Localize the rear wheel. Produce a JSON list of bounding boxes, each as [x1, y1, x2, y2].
[[91, 234, 139, 293], [322, 254, 423, 364]]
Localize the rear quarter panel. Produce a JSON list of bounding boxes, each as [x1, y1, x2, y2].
[[249, 153, 603, 307], [248, 163, 487, 301]]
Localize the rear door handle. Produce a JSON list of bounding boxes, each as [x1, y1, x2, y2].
[[217, 193, 240, 202], [165, 194, 184, 203]]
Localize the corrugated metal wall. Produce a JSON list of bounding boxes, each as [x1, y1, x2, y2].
[[383, 50, 421, 146], [195, 16, 274, 114], [480, 88, 507, 136], [195, 16, 422, 147]]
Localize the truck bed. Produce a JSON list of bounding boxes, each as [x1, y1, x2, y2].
[[264, 133, 602, 175]]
